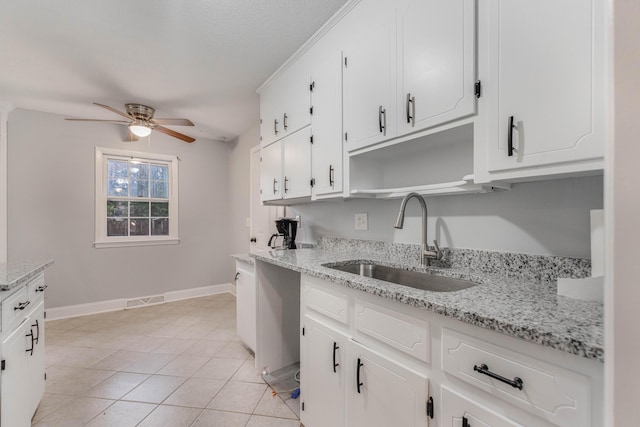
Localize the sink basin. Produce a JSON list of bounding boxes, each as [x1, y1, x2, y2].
[[323, 262, 478, 292]]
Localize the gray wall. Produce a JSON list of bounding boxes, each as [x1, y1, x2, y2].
[[290, 176, 603, 258], [8, 109, 234, 309], [228, 122, 260, 255]]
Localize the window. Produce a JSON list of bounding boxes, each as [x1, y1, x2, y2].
[[95, 147, 179, 248]]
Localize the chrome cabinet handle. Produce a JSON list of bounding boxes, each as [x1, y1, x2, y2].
[[406, 93, 415, 126], [274, 119, 279, 135], [378, 106, 386, 135], [508, 116, 518, 156], [329, 165, 334, 187], [273, 178, 278, 194], [283, 113, 288, 130], [473, 363, 523, 390], [284, 177, 289, 193], [332, 342, 340, 373], [356, 358, 364, 393], [14, 301, 30, 311]]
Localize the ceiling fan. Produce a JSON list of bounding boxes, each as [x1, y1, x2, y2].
[[65, 103, 196, 143]]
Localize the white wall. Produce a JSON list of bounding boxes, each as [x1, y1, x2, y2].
[[290, 175, 603, 258], [8, 109, 234, 309], [606, 0, 640, 424], [228, 122, 260, 255]]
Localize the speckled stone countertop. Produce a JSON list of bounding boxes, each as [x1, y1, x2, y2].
[[0, 260, 54, 301], [250, 238, 603, 362], [231, 254, 254, 266]]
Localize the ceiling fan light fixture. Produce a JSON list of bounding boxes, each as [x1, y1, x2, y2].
[[129, 122, 152, 137]]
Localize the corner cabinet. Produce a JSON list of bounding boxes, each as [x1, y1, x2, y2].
[[1, 274, 47, 427], [475, 0, 606, 182]]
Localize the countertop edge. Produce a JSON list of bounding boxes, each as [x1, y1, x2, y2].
[[0, 260, 54, 291]]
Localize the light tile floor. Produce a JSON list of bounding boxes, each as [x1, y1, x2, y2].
[[34, 293, 301, 427]]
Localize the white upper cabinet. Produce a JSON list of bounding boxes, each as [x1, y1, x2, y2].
[[343, 0, 397, 152], [309, 35, 344, 199], [283, 126, 313, 200], [478, 0, 605, 180], [260, 140, 283, 203], [260, 57, 312, 148], [396, 0, 477, 135]]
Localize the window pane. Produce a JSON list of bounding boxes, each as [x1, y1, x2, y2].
[[130, 219, 149, 236], [107, 200, 128, 217], [151, 164, 168, 181], [108, 160, 128, 178], [107, 218, 128, 236], [129, 162, 149, 180], [108, 178, 128, 196], [151, 218, 169, 235], [130, 179, 149, 198], [130, 201, 149, 217], [150, 202, 168, 217], [151, 181, 168, 199]]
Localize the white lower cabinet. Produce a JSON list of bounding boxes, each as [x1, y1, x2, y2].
[[441, 386, 523, 427], [0, 277, 46, 427], [299, 274, 603, 427], [349, 340, 429, 427], [235, 261, 256, 352], [300, 315, 348, 427]]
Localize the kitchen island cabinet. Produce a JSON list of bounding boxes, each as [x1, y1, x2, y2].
[[0, 261, 52, 427]]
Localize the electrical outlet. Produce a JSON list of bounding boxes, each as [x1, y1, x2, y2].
[[355, 213, 368, 230]]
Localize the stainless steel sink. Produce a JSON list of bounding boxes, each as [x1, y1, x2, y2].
[[323, 262, 478, 292]]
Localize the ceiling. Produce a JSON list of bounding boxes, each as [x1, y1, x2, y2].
[[0, 0, 348, 142]]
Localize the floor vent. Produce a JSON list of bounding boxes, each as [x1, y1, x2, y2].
[[125, 295, 165, 309]]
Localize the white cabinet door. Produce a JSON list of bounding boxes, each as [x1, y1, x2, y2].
[[300, 315, 348, 427], [26, 301, 45, 417], [441, 386, 523, 427], [483, 0, 604, 174], [283, 127, 312, 200], [397, 0, 476, 135], [310, 43, 343, 199], [235, 262, 256, 352], [343, 0, 396, 152], [260, 141, 283, 202], [1, 318, 33, 427], [260, 84, 280, 147], [349, 339, 429, 427], [281, 58, 312, 138]]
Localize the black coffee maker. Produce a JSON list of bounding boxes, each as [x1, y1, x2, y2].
[[268, 218, 298, 249]]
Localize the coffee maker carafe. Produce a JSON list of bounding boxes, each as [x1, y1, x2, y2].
[[268, 218, 298, 249]]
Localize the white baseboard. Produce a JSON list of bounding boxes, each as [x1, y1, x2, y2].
[[45, 282, 235, 321]]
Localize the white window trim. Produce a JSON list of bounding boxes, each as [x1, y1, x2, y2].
[[94, 146, 180, 248]]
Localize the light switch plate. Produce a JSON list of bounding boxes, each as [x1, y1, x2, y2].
[[355, 213, 368, 230]]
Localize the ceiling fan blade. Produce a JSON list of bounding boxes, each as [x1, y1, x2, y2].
[[152, 118, 194, 126], [93, 103, 132, 120], [65, 118, 130, 124], [154, 125, 195, 143]]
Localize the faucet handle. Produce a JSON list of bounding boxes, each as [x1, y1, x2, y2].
[[432, 240, 442, 260]]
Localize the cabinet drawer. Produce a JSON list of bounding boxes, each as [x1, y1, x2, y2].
[[354, 299, 429, 363], [442, 328, 590, 427], [302, 277, 349, 325], [26, 274, 46, 307], [1, 287, 30, 332], [441, 386, 523, 427]]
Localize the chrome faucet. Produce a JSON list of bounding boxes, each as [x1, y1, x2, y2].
[[394, 192, 442, 267]]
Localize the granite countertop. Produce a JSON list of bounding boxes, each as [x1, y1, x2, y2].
[[250, 244, 603, 362], [0, 260, 54, 303], [231, 254, 255, 266]]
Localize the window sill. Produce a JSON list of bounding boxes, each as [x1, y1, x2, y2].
[[94, 238, 180, 249]]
